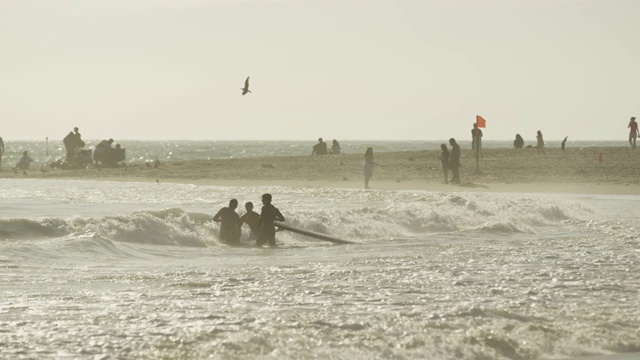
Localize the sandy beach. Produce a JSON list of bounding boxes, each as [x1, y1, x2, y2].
[[2, 146, 640, 195]]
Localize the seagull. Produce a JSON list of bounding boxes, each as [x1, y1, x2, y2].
[[241, 76, 251, 95]]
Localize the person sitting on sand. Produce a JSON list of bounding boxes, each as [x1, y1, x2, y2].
[[14, 151, 33, 171], [440, 144, 450, 184], [513, 134, 524, 149], [213, 199, 241, 244], [256, 194, 285, 247], [239, 202, 260, 242], [311, 138, 328, 156], [330, 139, 341, 155]]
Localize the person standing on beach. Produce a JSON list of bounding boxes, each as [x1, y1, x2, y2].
[[213, 199, 241, 244], [256, 193, 285, 247], [561, 136, 568, 151], [0, 136, 4, 170], [311, 138, 328, 155], [239, 202, 260, 242], [449, 138, 461, 184], [536, 130, 546, 156], [363, 147, 375, 189], [628, 117, 638, 149], [471, 123, 483, 159], [439, 144, 450, 184]]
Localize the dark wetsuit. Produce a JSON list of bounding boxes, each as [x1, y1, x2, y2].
[[257, 204, 284, 247], [240, 211, 260, 242]]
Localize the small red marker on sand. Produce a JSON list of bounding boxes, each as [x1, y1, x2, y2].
[[598, 152, 603, 163]]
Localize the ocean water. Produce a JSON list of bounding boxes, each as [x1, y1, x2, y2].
[[0, 139, 626, 166], [1, 179, 639, 359]]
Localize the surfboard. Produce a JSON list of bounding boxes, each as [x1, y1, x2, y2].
[[274, 222, 356, 245]]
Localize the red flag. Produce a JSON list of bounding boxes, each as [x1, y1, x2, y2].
[[476, 115, 487, 128]]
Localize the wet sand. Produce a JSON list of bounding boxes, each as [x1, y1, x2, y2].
[[2, 146, 640, 195]]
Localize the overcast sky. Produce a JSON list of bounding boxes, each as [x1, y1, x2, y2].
[[1, 0, 639, 141]]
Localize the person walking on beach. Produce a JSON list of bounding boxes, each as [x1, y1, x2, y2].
[[536, 130, 546, 156], [449, 138, 461, 184], [213, 199, 241, 244], [330, 139, 341, 155], [561, 136, 568, 151], [0, 136, 4, 170], [439, 144, 450, 184], [471, 123, 483, 159], [628, 117, 639, 149], [239, 202, 260, 242], [256, 193, 285, 247], [311, 138, 328, 155], [363, 147, 376, 189]]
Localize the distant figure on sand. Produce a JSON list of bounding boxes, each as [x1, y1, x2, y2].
[[561, 136, 568, 151], [311, 138, 328, 155], [63, 127, 84, 161], [0, 136, 4, 170], [536, 130, 546, 156], [213, 199, 241, 244], [513, 134, 524, 149], [439, 144, 450, 184], [241, 76, 251, 95], [14, 151, 33, 172], [330, 139, 341, 155], [256, 194, 285, 247], [628, 117, 638, 149], [449, 138, 461, 184], [239, 202, 260, 242], [471, 123, 483, 158], [363, 147, 376, 189]]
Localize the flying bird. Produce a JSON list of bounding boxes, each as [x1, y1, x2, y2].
[[241, 76, 251, 95]]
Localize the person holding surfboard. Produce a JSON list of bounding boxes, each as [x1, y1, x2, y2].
[[256, 193, 285, 247], [213, 199, 241, 244]]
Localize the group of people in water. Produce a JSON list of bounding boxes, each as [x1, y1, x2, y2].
[[212, 193, 284, 247]]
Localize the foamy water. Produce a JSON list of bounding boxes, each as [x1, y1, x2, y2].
[[1, 179, 639, 359]]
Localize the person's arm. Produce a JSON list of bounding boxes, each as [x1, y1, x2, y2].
[[212, 208, 224, 222], [275, 208, 285, 222]]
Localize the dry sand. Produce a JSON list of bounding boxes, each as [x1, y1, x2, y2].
[[2, 146, 640, 195]]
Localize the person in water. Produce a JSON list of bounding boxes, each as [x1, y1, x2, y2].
[[256, 193, 285, 247], [239, 201, 260, 242], [363, 147, 376, 189], [213, 199, 240, 244], [439, 143, 450, 184]]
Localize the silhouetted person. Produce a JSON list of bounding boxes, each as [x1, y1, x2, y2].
[[536, 130, 546, 156], [363, 147, 375, 189], [629, 117, 638, 149], [213, 199, 241, 244], [449, 138, 461, 184], [513, 134, 524, 149], [561, 136, 568, 151], [471, 123, 483, 159], [311, 138, 328, 155], [94, 138, 114, 166], [0, 136, 4, 170], [256, 194, 285, 247], [63, 127, 84, 162], [440, 144, 450, 184], [331, 139, 341, 155], [14, 151, 33, 171], [239, 202, 260, 242]]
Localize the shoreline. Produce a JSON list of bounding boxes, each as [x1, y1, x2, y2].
[[2, 146, 640, 196]]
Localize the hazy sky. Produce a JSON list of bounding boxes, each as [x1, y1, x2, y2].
[[1, 0, 639, 141]]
